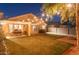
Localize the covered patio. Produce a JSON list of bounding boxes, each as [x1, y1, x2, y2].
[[1, 21, 40, 37], [0, 13, 46, 38]]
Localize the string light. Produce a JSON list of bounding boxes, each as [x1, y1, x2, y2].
[[66, 4, 72, 8]]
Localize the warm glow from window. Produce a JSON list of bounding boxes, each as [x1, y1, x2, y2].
[[14, 25, 18, 29], [18, 25, 22, 29], [6, 36, 11, 39]]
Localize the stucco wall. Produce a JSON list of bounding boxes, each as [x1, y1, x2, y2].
[[48, 27, 68, 34], [48, 25, 76, 36]]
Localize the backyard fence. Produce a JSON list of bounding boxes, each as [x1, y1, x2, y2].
[[47, 25, 76, 37]]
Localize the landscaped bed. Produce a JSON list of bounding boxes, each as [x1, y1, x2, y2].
[[4, 34, 73, 55]]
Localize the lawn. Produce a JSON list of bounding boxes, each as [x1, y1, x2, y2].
[[4, 34, 73, 55]]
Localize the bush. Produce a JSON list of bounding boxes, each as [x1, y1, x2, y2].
[[39, 29, 46, 33]]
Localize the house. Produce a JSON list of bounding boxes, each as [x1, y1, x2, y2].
[[0, 13, 46, 37]]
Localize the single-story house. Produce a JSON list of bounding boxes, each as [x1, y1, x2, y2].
[[0, 13, 46, 37]]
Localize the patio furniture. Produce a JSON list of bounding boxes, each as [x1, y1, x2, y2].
[[12, 29, 22, 35]]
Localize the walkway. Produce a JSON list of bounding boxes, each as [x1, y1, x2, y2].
[[58, 37, 78, 55], [63, 46, 79, 55], [58, 37, 76, 45]]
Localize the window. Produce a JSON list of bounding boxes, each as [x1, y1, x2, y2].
[[14, 25, 19, 29], [9, 24, 23, 33], [32, 25, 36, 31], [18, 25, 22, 29]]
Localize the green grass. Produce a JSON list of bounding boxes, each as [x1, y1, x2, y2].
[[5, 34, 73, 55], [51, 41, 73, 55]]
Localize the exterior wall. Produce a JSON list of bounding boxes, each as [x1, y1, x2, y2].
[[0, 13, 46, 36], [47, 25, 76, 36], [48, 27, 68, 34], [2, 24, 9, 35], [1, 21, 39, 36]]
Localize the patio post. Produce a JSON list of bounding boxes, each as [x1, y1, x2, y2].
[[2, 23, 9, 36], [28, 22, 31, 36]]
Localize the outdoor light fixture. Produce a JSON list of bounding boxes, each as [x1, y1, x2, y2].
[[66, 3, 72, 8], [41, 13, 45, 17], [39, 21, 42, 24], [45, 18, 48, 22], [56, 11, 60, 15], [32, 20, 34, 22], [6, 36, 11, 39], [40, 18, 43, 20], [46, 14, 49, 17]]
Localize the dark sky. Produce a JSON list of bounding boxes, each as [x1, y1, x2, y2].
[[0, 3, 42, 18], [0, 3, 61, 24]]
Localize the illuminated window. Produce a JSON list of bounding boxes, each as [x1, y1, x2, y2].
[[32, 25, 37, 32], [18, 25, 22, 29], [42, 25, 46, 29], [14, 25, 18, 29], [9, 24, 22, 33]]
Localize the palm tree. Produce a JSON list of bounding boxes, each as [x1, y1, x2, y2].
[[42, 3, 76, 34], [76, 4, 79, 47], [42, 3, 76, 24]]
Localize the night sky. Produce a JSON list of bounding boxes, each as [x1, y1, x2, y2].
[[0, 3, 42, 18]]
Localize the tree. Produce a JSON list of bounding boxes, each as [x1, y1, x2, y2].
[[76, 4, 79, 47], [42, 3, 76, 24]]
